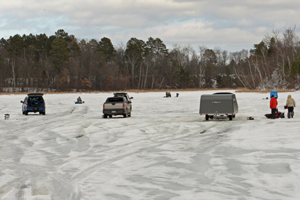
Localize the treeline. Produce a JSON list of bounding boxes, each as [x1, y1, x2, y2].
[[0, 28, 299, 92]]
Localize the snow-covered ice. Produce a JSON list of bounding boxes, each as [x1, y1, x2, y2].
[[0, 90, 300, 200]]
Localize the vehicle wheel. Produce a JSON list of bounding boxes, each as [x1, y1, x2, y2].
[[25, 111, 28, 115], [228, 115, 233, 120], [205, 115, 209, 121], [104, 114, 107, 118], [128, 111, 131, 117], [109, 115, 112, 118], [233, 114, 236, 118], [42, 111, 46, 115]]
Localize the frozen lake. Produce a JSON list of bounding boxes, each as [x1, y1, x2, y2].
[[0, 90, 300, 200]]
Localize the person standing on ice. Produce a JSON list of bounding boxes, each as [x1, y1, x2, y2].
[[270, 95, 278, 119], [285, 95, 296, 118]]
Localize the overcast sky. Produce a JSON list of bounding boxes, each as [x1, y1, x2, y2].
[[1, 0, 299, 52]]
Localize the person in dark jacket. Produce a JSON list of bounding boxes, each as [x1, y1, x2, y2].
[[270, 95, 278, 119]]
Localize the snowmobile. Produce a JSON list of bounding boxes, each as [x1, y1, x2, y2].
[[265, 110, 285, 119], [75, 97, 84, 104]]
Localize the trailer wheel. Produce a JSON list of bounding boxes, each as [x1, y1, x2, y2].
[[104, 114, 107, 118], [228, 115, 233, 120], [205, 115, 209, 121]]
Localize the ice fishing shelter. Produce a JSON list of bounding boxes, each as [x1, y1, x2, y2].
[[199, 92, 239, 120], [270, 90, 278, 99]]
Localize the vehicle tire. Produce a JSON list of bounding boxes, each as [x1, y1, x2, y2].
[[128, 111, 131, 117], [205, 115, 209, 121], [25, 111, 28, 115], [42, 111, 46, 115], [104, 114, 107, 118], [228, 115, 233, 120], [109, 115, 112, 118], [123, 109, 128, 118], [233, 114, 236, 118]]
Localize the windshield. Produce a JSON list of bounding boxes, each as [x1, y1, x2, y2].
[[28, 96, 44, 102], [106, 98, 124, 102]]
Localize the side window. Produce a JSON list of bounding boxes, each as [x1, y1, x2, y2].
[[24, 97, 27, 102]]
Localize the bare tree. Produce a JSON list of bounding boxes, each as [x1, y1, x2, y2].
[[198, 46, 207, 88]]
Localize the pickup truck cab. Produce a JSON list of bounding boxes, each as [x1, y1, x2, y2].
[[113, 92, 133, 112], [103, 97, 132, 118]]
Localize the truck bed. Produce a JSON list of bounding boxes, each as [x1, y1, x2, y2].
[[103, 97, 130, 118]]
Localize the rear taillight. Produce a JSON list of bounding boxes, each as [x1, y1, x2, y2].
[[123, 103, 125, 108], [103, 104, 105, 109], [44, 102, 46, 106], [26, 103, 28, 107]]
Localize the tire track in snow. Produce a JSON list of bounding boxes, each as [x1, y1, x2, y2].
[[59, 120, 210, 168], [0, 178, 22, 199], [65, 121, 239, 198], [0, 94, 240, 199], [0, 106, 93, 199], [67, 121, 226, 182]]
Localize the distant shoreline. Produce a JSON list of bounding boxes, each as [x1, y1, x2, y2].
[[0, 88, 296, 95]]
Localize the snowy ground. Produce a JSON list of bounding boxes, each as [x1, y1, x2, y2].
[[0, 90, 300, 200]]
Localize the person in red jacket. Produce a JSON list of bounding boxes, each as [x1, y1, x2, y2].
[[270, 95, 278, 119]]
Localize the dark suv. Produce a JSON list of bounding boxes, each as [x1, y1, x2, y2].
[[21, 93, 46, 115]]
